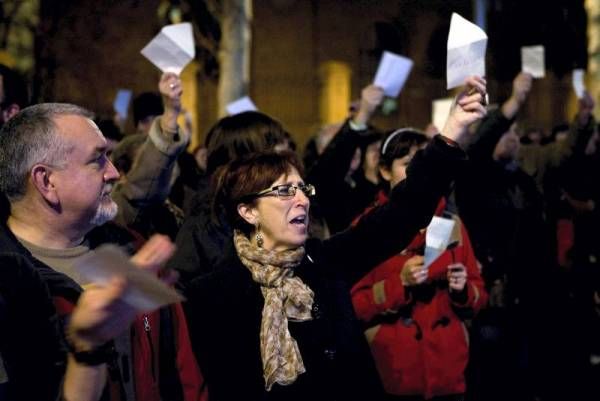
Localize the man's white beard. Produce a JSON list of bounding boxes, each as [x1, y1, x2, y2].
[[90, 198, 118, 226]]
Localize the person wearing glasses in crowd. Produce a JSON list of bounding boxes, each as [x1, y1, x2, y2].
[[181, 77, 487, 401], [350, 128, 487, 401]]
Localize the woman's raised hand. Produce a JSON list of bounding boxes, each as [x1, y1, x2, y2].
[[441, 76, 487, 144]]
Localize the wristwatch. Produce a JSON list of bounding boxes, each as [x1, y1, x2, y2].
[[64, 332, 115, 366]]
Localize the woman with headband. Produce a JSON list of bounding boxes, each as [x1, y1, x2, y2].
[[350, 128, 488, 401]]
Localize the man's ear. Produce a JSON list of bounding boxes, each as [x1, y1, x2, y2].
[[237, 203, 259, 226], [379, 165, 392, 183], [31, 164, 59, 205]]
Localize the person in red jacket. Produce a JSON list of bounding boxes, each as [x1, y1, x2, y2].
[[351, 129, 488, 401]]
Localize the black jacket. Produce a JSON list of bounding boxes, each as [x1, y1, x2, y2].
[[183, 136, 466, 401], [0, 221, 74, 401], [168, 175, 232, 284], [307, 120, 378, 234], [455, 109, 554, 304]]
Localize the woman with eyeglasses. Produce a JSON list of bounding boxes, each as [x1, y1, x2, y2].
[[350, 128, 488, 401], [182, 77, 487, 401]]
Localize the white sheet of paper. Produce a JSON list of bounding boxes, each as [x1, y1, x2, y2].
[[424, 216, 456, 267], [75, 245, 185, 313], [141, 22, 195, 75], [572, 69, 586, 99], [446, 13, 488, 89], [521, 46, 545, 78], [226, 96, 258, 115], [113, 89, 132, 120], [373, 51, 414, 97], [432, 97, 454, 132]]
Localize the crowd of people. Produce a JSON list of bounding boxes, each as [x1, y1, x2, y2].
[[0, 56, 598, 401]]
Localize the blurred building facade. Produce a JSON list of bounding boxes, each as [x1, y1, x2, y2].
[[0, 0, 594, 148]]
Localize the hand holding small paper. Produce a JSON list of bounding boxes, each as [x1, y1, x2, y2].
[[500, 72, 532, 120], [68, 277, 137, 351], [511, 72, 533, 105], [354, 84, 384, 126], [159, 73, 182, 109], [361, 84, 385, 112], [75, 239, 184, 313], [441, 76, 487, 143], [400, 255, 428, 286], [159, 73, 183, 133], [447, 263, 467, 292]]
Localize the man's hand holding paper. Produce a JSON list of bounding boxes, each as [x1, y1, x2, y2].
[[75, 234, 183, 313]]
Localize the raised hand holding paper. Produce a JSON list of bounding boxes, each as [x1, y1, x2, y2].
[[141, 22, 195, 75], [446, 13, 487, 89], [572, 69, 586, 99], [226, 96, 258, 115], [75, 245, 184, 313], [373, 51, 414, 97], [521, 46, 545, 78]]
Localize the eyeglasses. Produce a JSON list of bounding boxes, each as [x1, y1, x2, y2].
[[252, 183, 316, 199]]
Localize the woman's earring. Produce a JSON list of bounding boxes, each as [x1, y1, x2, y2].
[[255, 223, 264, 248]]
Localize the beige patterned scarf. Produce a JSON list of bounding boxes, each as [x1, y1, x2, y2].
[[233, 230, 314, 391]]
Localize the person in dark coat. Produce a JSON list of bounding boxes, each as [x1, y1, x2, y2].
[[182, 77, 487, 401], [455, 73, 591, 401], [169, 111, 293, 284], [306, 84, 385, 234]]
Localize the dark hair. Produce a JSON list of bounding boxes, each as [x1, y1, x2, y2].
[[205, 111, 290, 175], [552, 123, 569, 137], [379, 128, 427, 169], [110, 134, 146, 174], [362, 129, 384, 147], [132, 92, 163, 127], [359, 129, 383, 161], [212, 151, 304, 235], [95, 118, 124, 142], [0, 64, 29, 109]]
